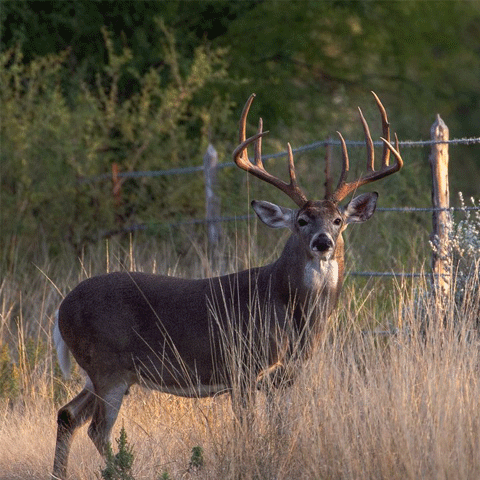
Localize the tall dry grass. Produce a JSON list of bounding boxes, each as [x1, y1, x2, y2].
[[1, 233, 479, 479]]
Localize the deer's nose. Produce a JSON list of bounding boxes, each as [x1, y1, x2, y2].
[[311, 233, 333, 253]]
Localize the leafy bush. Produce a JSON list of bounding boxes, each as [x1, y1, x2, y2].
[[1, 23, 231, 265]]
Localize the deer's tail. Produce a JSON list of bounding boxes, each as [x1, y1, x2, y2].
[[53, 311, 71, 380]]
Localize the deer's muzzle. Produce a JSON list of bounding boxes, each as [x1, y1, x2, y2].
[[311, 233, 334, 253]]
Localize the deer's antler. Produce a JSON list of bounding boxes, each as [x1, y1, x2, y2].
[[330, 92, 403, 203], [233, 94, 308, 207]]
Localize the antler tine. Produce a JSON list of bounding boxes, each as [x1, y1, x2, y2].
[[332, 131, 349, 199], [381, 133, 402, 169], [286, 142, 305, 198], [239, 93, 256, 144], [358, 107, 374, 171], [255, 118, 264, 169], [233, 93, 268, 172], [371, 91, 391, 167], [330, 93, 403, 203], [233, 94, 308, 207]]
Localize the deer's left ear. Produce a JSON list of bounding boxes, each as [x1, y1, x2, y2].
[[344, 192, 378, 224]]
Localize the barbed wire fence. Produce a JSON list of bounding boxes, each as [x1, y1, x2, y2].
[[86, 117, 479, 291], [83, 137, 480, 183]]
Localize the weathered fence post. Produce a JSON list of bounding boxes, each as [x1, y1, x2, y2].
[[112, 162, 122, 208], [429, 115, 452, 306], [204, 144, 221, 262], [112, 162, 123, 227]]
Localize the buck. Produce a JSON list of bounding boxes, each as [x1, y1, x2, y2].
[[52, 92, 403, 479]]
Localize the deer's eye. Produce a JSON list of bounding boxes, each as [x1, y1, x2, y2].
[[298, 218, 308, 227], [333, 218, 342, 226]]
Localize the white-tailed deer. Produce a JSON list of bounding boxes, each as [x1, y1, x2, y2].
[[52, 92, 402, 479]]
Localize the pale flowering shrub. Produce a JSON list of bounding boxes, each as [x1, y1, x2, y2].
[[451, 193, 480, 261], [417, 194, 479, 333], [450, 193, 480, 319]]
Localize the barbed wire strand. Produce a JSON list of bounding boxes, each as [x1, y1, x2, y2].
[[82, 136, 480, 183], [102, 204, 480, 237]]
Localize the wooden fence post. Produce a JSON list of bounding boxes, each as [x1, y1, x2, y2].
[[429, 115, 452, 305], [112, 162, 123, 227], [204, 144, 221, 260], [112, 162, 122, 208]]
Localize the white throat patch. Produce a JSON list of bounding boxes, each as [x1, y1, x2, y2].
[[304, 259, 339, 291]]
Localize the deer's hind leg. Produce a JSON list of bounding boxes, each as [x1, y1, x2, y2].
[[52, 377, 96, 479], [87, 379, 130, 457]]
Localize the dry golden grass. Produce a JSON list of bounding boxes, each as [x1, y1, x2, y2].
[[1, 239, 479, 479]]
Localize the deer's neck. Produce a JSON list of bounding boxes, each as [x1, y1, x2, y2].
[[269, 234, 345, 314]]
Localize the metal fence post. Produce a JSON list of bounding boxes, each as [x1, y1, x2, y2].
[[429, 115, 452, 308]]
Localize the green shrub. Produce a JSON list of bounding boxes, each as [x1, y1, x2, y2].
[[0, 344, 19, 401], [101, 427, 135, 480], [1, 23, 231, 265], [189, 445, 204, 470]]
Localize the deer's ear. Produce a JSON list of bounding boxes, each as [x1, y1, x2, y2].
[[251, 200, 295, 229], [344, 192, 378, 224]]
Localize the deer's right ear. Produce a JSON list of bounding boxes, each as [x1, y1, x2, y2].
[[251, 200, 295, 229]]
